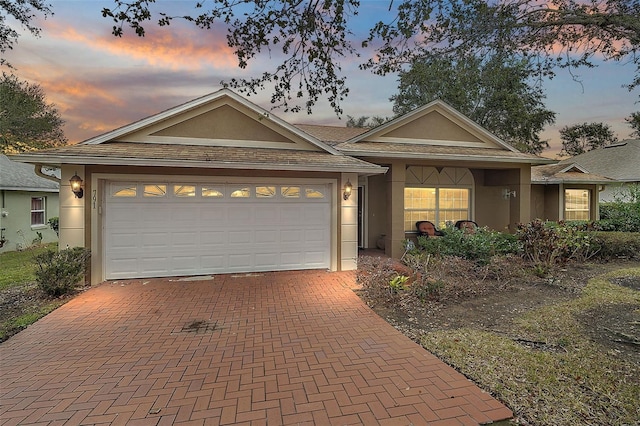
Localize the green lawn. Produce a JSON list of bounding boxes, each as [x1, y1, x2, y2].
[[0, 243, 65, 342], [0, 243, 57, 291]]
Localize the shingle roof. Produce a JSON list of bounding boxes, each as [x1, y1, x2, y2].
[[294, 124, 370, 145], [558, 139, 640, 181], [531, 163, 613, 184], [0, 155, 59, 191], [333, 141, 553, 164], [12, 142, 386, 174]]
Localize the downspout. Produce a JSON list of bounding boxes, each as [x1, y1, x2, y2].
[[34, 165, 61, 184]]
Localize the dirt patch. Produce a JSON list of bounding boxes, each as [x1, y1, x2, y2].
[[357, 256, 640, 365], [578, 303, 640, 364]]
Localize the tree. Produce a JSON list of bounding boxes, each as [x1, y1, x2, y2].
[[626, 112, 640, 138], [0, 73, 67, 153], [559, 122, 618, 156], [1, 1, 53, 67], [99, 0, 639, 116], [346, 115, 388, 128], [391, 54, 556, 154]]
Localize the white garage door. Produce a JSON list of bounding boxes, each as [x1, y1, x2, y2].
[[104, 182, 331, 279]]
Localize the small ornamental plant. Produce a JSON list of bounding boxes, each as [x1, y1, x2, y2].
[[33, 247, 91, 296]]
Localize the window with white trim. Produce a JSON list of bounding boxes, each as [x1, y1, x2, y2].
[[404, 188, 470, 230], [565, 189, 590, 220], [31, 197, 46, 226]]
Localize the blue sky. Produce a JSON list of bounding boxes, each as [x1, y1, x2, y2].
[[4, 0, 638, 158]]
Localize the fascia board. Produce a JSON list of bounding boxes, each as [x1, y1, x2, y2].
[[10, 154, 387, 174], [339, 150, 555, 165], [81, 89, 341, 155]]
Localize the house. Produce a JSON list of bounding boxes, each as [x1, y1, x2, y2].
[[531, 163, 613, 222], [0, 154, 59, 252], [558, 139, 640, 202], [12, 89, 554, 284]]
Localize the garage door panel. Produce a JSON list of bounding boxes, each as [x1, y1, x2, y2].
[[229, 230, 252, 244], [142, 232, 171, 248], [172, 232, 199, 247], [105, 181, 330, 279], [255, 229, 278, 243], [228, 253, 252, 269], [255, 253, 278, 268], [171, 256, 200, 273], [201, 255, 225, 269], [141, 256, 170, 275]]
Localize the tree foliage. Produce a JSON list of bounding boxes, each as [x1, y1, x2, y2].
[[392, 55, 556, 154], [0, 73, 67, 153], [559, 122, 618, 156], [0, 0, 53, 67], [346, 115, 388, 128], [100, 0, 640, 116], [626, 112, 640, 138]]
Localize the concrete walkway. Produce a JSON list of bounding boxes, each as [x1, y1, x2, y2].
[[0, 270, 512, 425]]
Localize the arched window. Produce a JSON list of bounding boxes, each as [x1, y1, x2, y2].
[[404, 167, 474, 231]]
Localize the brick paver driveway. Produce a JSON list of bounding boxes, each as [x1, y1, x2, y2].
[[1, 270, 512, 425]]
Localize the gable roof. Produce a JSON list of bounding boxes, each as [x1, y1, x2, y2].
[[558, 139, 640, 181], [531, 162, 613, 184], [11, 89, 387, 175], [333, 100, 552, 164], [0, 155, 59, 192]]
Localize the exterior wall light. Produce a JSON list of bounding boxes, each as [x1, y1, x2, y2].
[[69, 172, 84, 198], [343, 179, 353, 200]]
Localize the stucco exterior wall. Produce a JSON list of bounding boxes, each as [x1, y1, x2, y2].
[[365, 173, 387, 249], [0, 190, 59, 253]]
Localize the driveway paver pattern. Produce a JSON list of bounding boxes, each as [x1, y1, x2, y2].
[[1, 270, 512, 425]]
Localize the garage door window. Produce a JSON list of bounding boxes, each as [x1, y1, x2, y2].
[[231, 187, 250, 198], [174, 185, 196, 197], [144, 185, 166, 197], [256, 186, 276, 197], [112, 184, 137, 197], [281, 186, 300, 198], [202, 187, 224, 197], [109, 183, 330, 200], [305, 188, 325, 198]]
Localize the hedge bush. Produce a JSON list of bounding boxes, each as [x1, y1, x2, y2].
[[589, 232, 640, 260], [33, 247, 91, 296], [412, 226, 520, 265]]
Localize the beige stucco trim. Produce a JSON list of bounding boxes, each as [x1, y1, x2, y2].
[[340, 173, 358, 270], [89, 172, 343, 284], [59, 166, 86, 251]]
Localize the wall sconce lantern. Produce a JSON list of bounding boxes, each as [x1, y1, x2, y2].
[[343, 180, 353, 200], [502, 188, 516, 200], [69, 172, 84, 198]]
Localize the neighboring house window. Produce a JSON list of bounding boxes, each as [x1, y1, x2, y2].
[[404, 188, 471, 231], [31, 197, 45, 226], [565, 189, 590, 220]]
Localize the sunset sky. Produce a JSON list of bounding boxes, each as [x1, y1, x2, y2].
[[4, 1, 639, 158]]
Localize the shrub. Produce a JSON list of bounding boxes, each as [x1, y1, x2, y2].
[[598, 184, 640, 232], [517, 220, 597, 276], [413, 226, 520, 265], [33, 247, 91, 296], [589, 232, 640, 260]]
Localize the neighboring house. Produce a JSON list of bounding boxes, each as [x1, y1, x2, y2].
[[531, 163, 613, 222], [12, 89, 554, 284], [558, 139, 640, 202], [0, 154, 60, 253]]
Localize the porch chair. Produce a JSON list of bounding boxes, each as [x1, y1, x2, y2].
[[415, 220, 444, 237], [454, 220, 479, 234]]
